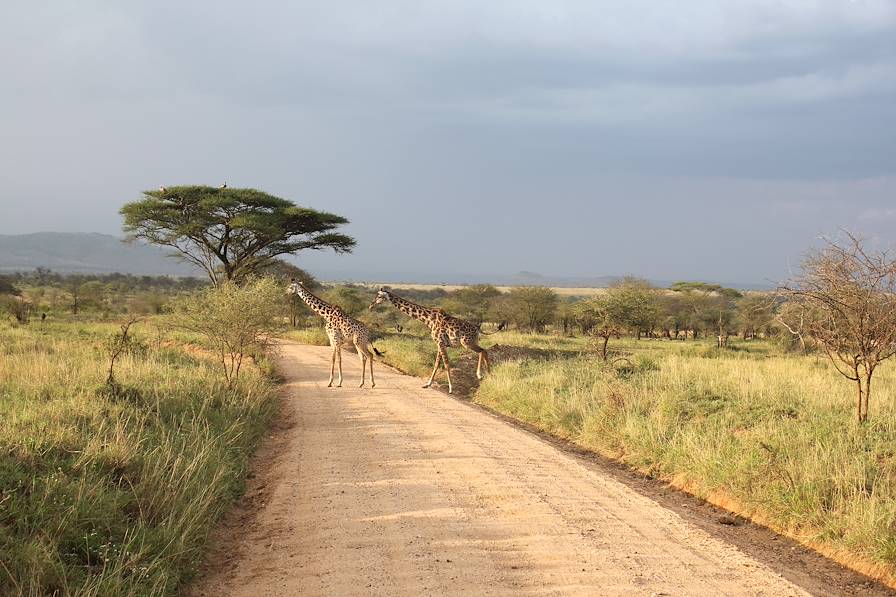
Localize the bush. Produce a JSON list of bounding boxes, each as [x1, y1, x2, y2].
[[173, 278, 284, 385]]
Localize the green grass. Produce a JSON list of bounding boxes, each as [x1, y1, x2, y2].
[[475, 340, 896, 583], [0, 320, 278, 596], [281, 323, 896, 582], [281, 326, 329, 347]]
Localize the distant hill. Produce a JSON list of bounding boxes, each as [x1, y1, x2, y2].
[[0, 232, 772, 289], [0, 232, 201, 276]]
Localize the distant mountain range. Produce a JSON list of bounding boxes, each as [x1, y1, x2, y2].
[[0, 232, 201, 276], [0, 232, 771, 289]]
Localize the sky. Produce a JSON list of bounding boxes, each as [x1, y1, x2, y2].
[[1, 1, 895, 284]]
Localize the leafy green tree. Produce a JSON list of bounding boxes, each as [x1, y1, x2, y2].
[[712, 287, 743, 347], [555, 300, 577, 336], [173, 277, 284, 385], [501, 287, 558, 332], [573, 297, 624, 361], [324, 285, 369, 318], [121, 185, 355, 285], [261, 259, 318, 287], [440, 285, 501, 326], [607, 277, 660, 339], [0, 276, 19, 295], [736, 294, 775, 339], [658, 293, 688, 339], [670, 281, 741, 343]]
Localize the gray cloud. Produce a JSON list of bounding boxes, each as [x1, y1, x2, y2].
[[1, 1, 894, 283]]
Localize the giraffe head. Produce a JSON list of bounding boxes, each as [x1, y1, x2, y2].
[[286, 278, 303, 295], [368, 287, 390, 310]]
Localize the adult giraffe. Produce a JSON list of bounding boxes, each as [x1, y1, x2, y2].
[[287, 280, 381, 388], [368, 287, 490, 394]]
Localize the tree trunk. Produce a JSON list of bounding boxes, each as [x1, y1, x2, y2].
[[856, 378, 864, 423], [601, 335, 609, 362], [860, 370, 873, 422], [863, 375, 870, 422]]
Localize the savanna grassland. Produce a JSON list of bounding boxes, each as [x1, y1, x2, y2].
[[474, 336, 896, 583], [6, 269, 896, 592], [0, 314, 278, 595], [286, 280, 896, 585]]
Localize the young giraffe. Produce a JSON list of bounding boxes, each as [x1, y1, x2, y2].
[[368, 287, 490, 394], [287, 280, 381, 388]]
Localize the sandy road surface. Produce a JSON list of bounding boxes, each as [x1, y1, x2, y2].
[[192, 343, 886, 596]]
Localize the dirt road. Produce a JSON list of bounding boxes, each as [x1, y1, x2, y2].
[[192, 343, 887, 596]]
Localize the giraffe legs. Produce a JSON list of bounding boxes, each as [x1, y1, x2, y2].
[[423, 350, 441, 390], [356, 344, 367, 388], [462, 339, 490, 380], [441, 346, 453, 394], [335, 345, 343, 387], [423, 341, 453, 393], [354, 343, 377, 388], [328, 343, 337, 387]]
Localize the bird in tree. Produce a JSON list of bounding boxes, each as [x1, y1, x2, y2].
[[121, 185, 355, 285]]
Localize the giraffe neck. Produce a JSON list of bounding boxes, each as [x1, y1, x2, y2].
[[294, 286, 338, 320], [387, 293, 440, 327]]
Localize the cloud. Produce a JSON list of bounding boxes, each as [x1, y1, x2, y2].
[[0, 1, 894, 281]]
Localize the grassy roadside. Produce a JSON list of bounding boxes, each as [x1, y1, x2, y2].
[[282, 317, 896, 584], [0, 320, 278, 596], [284, 326, 896, 584], [474, 341, 896, 586]]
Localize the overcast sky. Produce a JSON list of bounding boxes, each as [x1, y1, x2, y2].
[[2, 1, 895, 283]]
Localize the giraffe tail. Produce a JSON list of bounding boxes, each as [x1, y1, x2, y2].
[[372, 345, 384, 357]]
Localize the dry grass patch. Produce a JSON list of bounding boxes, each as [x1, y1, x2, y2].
[[0, 320, 278, 596], [475, 342, 896, 584]]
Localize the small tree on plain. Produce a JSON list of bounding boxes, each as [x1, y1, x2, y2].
[[174, 277, 283, 385], [441, 284, 501, 326], [502, 286, 558, 332], [736, 294, 775, 339], [607, 277, 660, 339], [780, 233, 896, 422], [324, 285, 369, 318], [573, 296, 624, 361], [104, 316, 142, 385]]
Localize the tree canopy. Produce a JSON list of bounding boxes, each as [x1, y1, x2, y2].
[[121, 186, 355, 285]]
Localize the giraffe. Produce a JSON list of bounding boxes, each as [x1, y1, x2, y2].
[[287, 280, 382, 388], [368, 287, 490, 394]]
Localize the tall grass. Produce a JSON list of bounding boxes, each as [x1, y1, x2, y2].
[[475, 343, 896, 582], [0, 321, 278, 596]]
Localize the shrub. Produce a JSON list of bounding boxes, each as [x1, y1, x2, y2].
[[173, 278, 284, 385]]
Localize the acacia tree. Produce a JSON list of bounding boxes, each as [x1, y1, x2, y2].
[[441, 285, 501, 326], [262, 260, 318, 327], [501, 286, 558, 332], [670, 281, 740, 343], [736, 294, 775, 339], [574, 296, 624, 361], [608, 277, 660, 339], [121, 186, 355, 285], [780, 233, 896, 422]]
